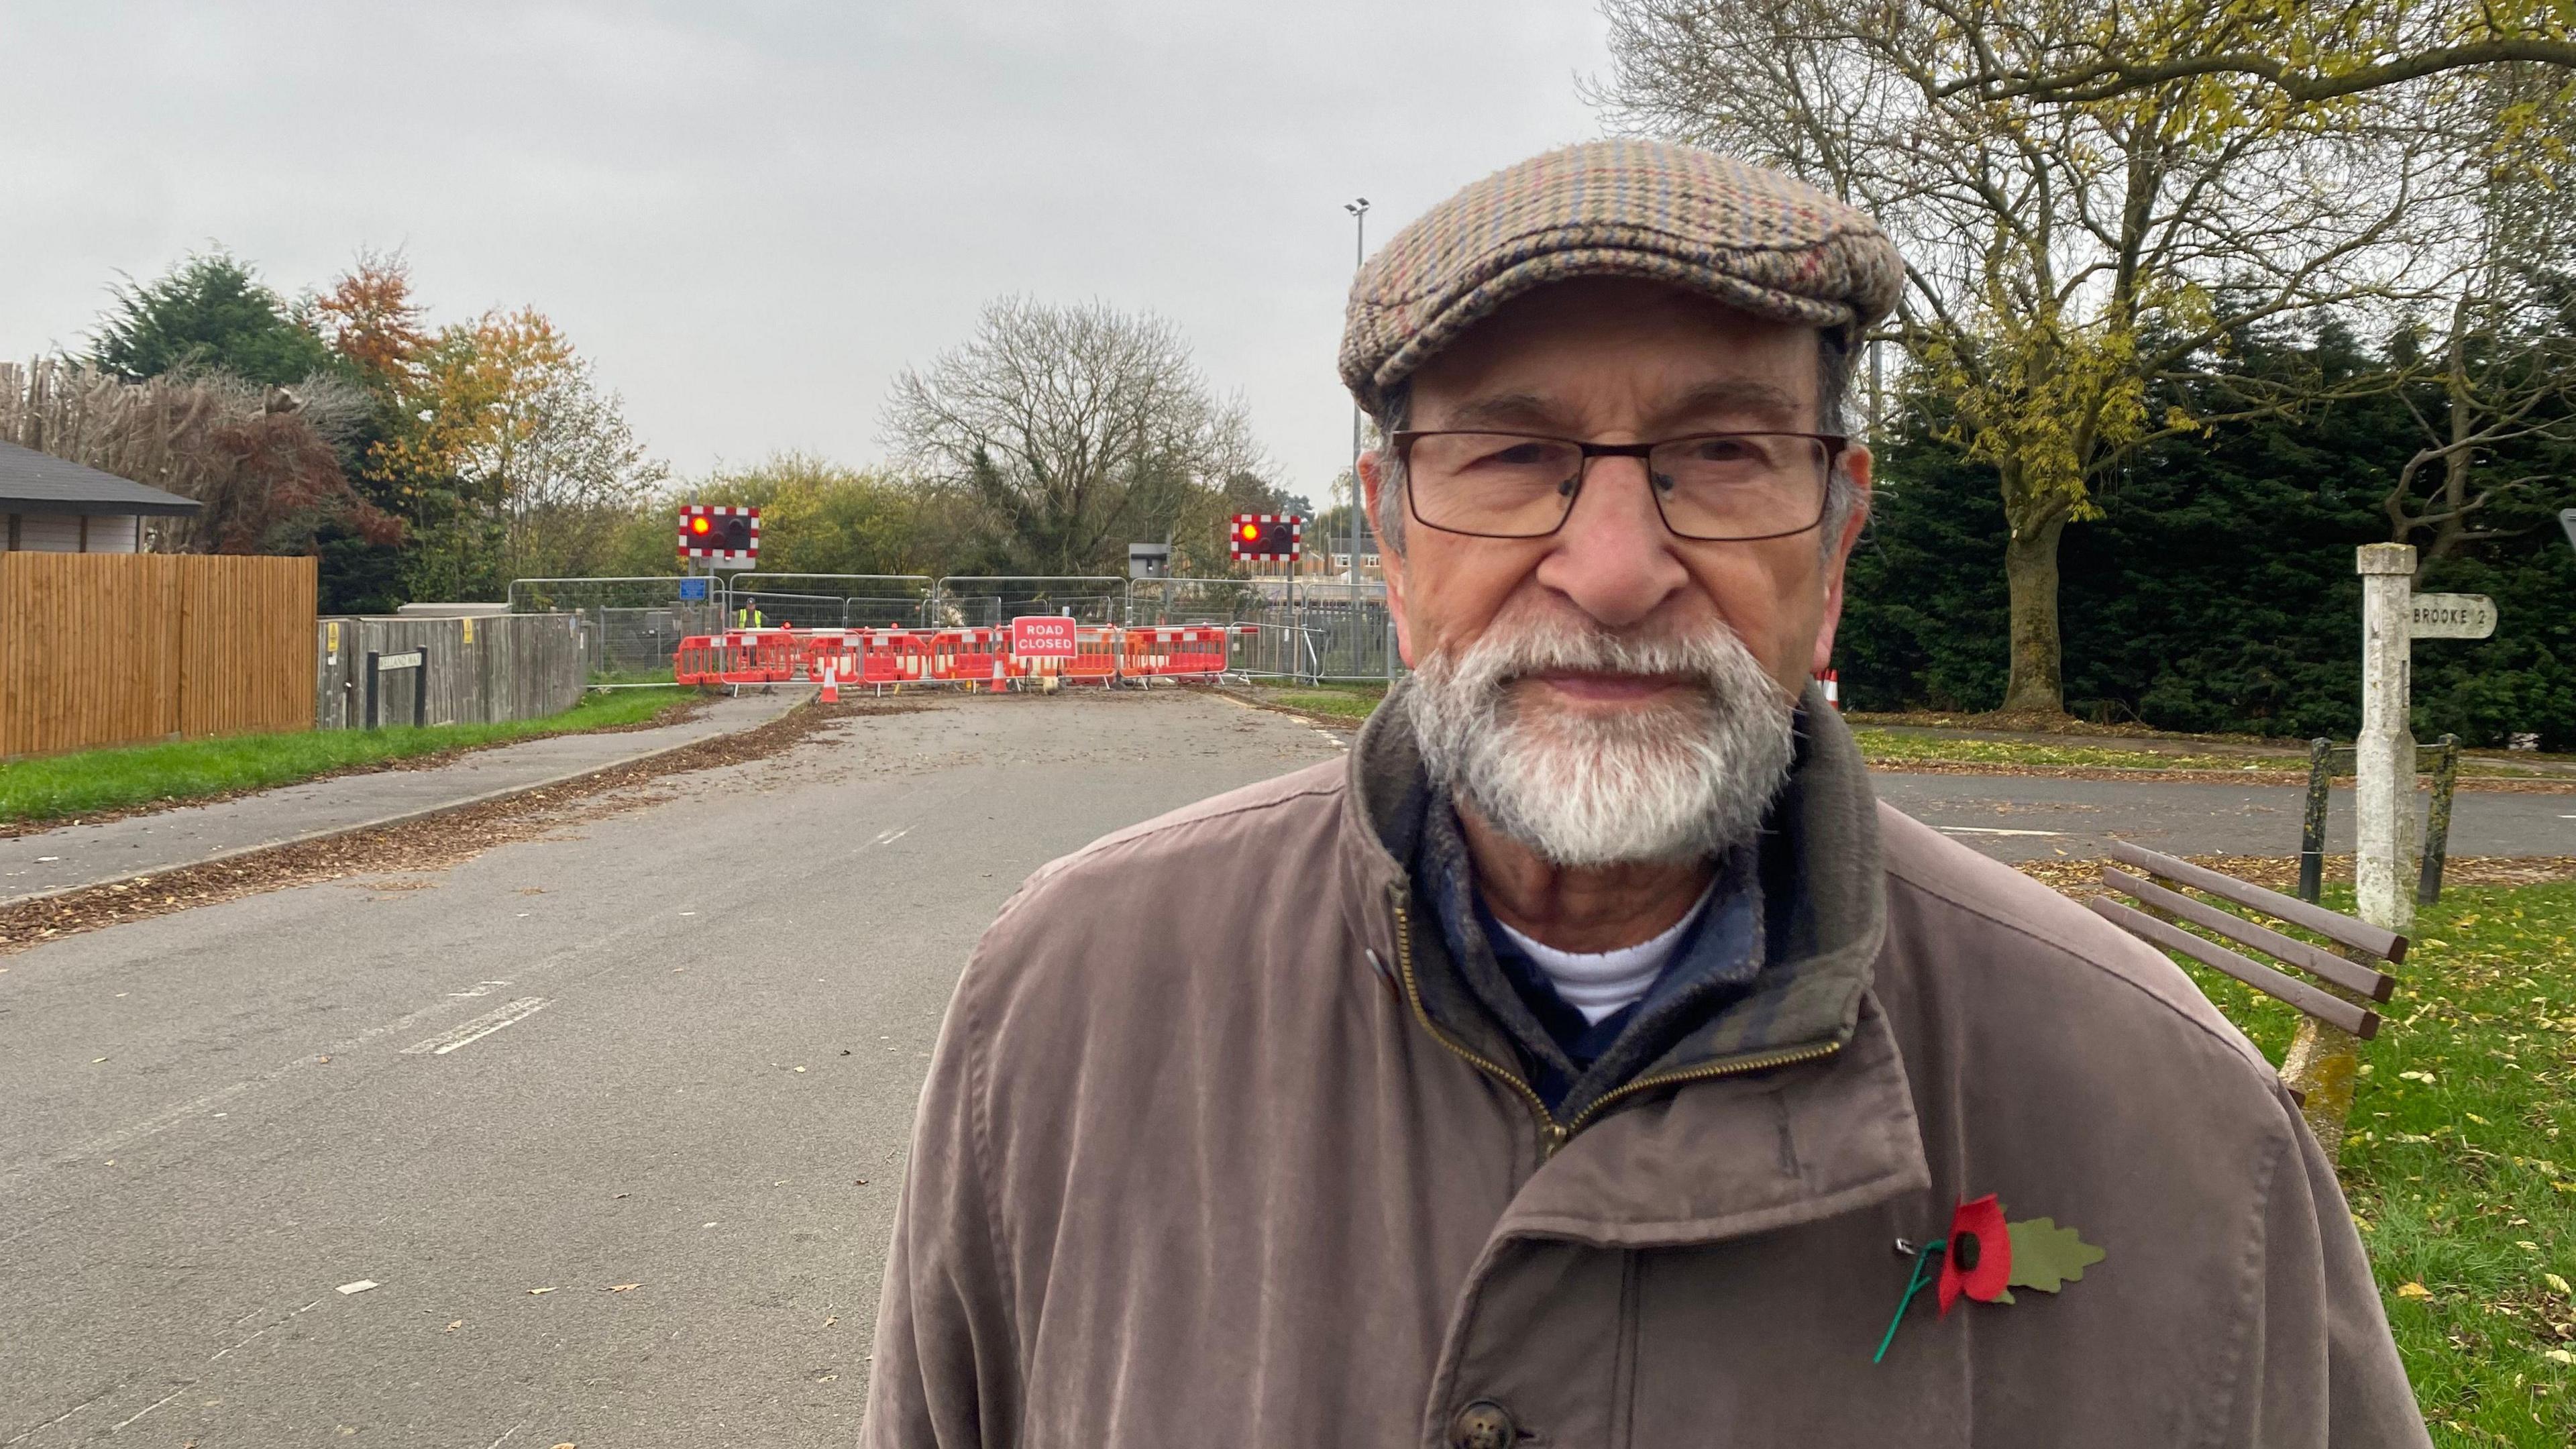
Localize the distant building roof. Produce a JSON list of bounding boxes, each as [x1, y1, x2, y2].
[[0, 439, 201, 517]]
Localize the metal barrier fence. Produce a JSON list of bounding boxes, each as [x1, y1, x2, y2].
[[934, 576, 1126, 627], [506, 572, 1405, 687], [731, 574, 934, 631]]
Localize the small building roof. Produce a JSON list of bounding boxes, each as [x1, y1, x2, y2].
[[0, 439, 202, 517]]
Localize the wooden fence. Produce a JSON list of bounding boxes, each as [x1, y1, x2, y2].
[[313, 614, 582, 731], [0, 553, 317, 758]]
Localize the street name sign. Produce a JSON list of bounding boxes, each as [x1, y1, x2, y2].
[[2408, 593, 2496, 640], [378, 650, 426, 670], [1011, 616, 1079, 657]]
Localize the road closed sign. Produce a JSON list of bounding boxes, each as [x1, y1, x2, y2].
[[1011, 615, 1079, 657], [2410, 593, 2497, 639]]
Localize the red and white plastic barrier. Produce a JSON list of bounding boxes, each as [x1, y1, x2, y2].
[[675, 624, 1256, 691]]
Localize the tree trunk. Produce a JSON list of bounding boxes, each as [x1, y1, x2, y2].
[[2000, 512, 2069, 714]]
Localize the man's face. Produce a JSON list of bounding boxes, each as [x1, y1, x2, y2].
[[1364, 276, 1870, 694], [1360, 276, 1874, 865]]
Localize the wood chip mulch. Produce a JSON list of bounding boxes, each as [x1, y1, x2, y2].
[[0, 698, 912, 955]]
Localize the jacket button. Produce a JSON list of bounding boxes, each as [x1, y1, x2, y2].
[[1450, 1399, 1516, 1449]]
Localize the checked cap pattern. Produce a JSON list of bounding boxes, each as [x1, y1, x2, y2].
[[1339, 140, 1904, 413]]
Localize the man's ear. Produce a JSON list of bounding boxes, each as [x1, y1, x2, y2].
[[1809, 444, 1872, 676], [1358, 449, 1415, 667]]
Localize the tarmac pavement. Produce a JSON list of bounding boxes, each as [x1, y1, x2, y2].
[[0, 690, 1342, 1448], [1871, 770, 2576, 862], [0, 690, 806, 909]]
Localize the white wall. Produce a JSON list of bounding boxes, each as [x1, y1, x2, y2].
[[5, 513, 142, 553]]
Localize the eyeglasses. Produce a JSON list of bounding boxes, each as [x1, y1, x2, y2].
[[1391, 429, 1847, 541]]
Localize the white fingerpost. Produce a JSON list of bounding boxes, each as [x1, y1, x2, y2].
[[2353, 543, 2417, 936]]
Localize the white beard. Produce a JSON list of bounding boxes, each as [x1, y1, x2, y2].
[[1407, 606, 1797, 867]]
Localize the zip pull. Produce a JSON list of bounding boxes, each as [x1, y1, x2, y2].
[[1540, 1122, 1570, 1158]]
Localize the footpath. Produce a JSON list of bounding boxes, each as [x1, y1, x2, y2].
[[0, 689, 806, 909]]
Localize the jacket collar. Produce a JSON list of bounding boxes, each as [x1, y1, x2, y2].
[[1340, 679, 1893, 1136]]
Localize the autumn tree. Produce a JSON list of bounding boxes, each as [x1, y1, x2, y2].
[[1598, 0, 2447, 713], [883, 298, 1273, 577], [372, 307, 667, 594]]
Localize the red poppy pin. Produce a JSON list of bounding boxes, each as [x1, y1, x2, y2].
[[1873, 1194, 2105, 1362]]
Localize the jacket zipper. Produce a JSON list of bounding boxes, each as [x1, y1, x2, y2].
[[1392, 896, 1570, 1152], [1389, 892, 1846, 1156]]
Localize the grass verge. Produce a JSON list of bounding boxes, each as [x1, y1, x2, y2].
[[1238, 688, 2556, 782], [1253, 684, 1387, 723], [2155, 881, 2576, 1444], [1850, 727, 2266, 771], [0, 687, 693, 826]]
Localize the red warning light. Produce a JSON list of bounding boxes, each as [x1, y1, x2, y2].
[[1238, 523, 1260, 541], [690, 515, 711, 535]]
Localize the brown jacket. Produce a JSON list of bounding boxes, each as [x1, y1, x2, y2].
[[861, 691, 2426, 1447]]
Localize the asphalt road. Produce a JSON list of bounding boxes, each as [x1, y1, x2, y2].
[[1872, 771, 2576, 862], [1, 692, 1344, 1448], [6, 692, 2569, 1447]]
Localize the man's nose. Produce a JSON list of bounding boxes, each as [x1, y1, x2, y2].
[[1532, 455, 1690, 629]]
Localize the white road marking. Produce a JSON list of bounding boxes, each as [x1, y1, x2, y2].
[[869, 826, 911, 847], [1935, 826, 2068, 838], [12, 981, 518, 1181], [400, 998, 552, 1056], [109, 1389, 184, 1432]]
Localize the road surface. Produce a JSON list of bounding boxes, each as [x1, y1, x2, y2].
[[4, 692, 2567, 1446], [1874, 771, 2575, 862], [1, 692, 1341, 1448]]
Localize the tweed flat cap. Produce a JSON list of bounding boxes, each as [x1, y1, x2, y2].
[[1340, 139, 1903, 413]]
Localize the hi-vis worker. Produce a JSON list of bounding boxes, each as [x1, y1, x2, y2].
[[734, 598, 764, 629]]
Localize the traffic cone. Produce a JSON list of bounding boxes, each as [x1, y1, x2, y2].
[[818, 664, 840, 704]]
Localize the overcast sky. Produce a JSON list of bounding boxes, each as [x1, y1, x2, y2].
[[2, 1, 1613, 501]]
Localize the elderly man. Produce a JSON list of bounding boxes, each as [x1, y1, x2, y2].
[[862, 141, 2424, 1447]]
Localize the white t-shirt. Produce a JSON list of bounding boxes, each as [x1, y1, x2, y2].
[[1489, 881, 1718, 1025]]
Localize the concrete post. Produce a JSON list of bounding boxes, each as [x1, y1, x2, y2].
[[2280, 543, 2417, 1157], [2352, 543, 2418, 936]]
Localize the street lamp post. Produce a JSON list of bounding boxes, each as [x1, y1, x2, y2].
[[1345, 198, 1369, 604]]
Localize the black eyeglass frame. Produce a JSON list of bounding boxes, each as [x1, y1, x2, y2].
[[1389, 429, 1850, 542]]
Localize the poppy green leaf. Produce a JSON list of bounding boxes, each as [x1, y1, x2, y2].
[[2005, 1218, 2104, 1293]]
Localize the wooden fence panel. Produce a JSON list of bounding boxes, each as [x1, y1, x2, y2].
[[178, 556, 315, 738], [310, 614, 582, 730], [0, 554, 315, 759]]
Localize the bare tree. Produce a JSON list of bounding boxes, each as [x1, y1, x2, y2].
[[2381, 66, 2576, 572], [883, 298, 1270, 576], [1894, 0, 2573, 109], [1597, 0, 2448, 712]]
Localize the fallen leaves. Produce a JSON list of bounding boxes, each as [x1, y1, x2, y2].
[[606, 1283, 641, 1293], [2398, 1282, 2433, 1300], [527, 1287, 557, 1296], [0, 703, 843, 955]]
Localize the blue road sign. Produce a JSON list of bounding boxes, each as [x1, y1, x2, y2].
[[678, 577, 709, 601]]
